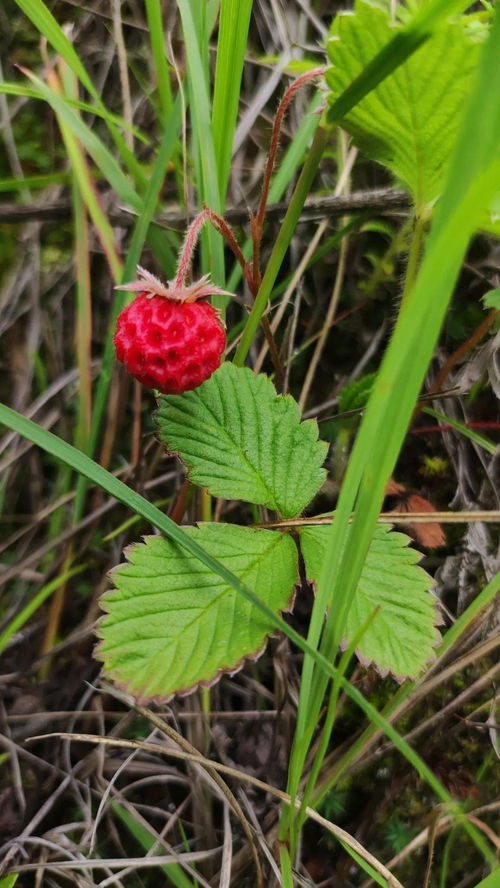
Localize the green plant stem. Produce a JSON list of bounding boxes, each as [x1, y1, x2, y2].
[[289, 609, 380, 855], [279, 844, 294, 888], [402, 214, 427, 303], [233, 123, 330, 366]]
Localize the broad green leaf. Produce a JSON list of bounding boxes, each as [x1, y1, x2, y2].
[[98, 524, 298, 700], [156, 364, 327, 518], [300, 524, 439, 679], [326, 0, 482, 211]]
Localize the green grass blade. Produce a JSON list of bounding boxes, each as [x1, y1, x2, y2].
[[471, 871, 500, 888], [111, 802, 195, 887], [0, 876, 19, 888], [423, 405, 497, 454], [72, 183, 93, 453], [12, 0, 146, 186], [20, 68, 141, 211], [0, 171, 72, 191], [212, 0, 253, 198], [12, 0, 94, 93], [0, 83, 149, 141], [0, 565, 87, 656], [144, 0, 174, 123]]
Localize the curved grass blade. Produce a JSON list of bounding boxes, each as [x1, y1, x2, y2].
[[20, 68, 141, 211]]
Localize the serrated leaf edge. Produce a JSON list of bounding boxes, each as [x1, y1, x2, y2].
[[95, 527, 298, 704], [302, 526, 442, 681], [155, 364, 328, 517]]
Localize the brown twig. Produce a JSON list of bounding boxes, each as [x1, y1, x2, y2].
[[0, 188, 410, 226]]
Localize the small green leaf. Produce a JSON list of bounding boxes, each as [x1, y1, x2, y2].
[[338, 373, 377, 414], [98, 524, 298, 701], [300, 524, 439, 679], [482, 287, 500, 310], [326, 1, 483, 211], [156, 364, 327, 518]]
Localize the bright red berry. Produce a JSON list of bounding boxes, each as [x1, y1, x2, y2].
[[114, 268, 227, 395]]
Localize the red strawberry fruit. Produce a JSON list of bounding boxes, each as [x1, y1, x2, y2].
[[114, 267, 227, 395]]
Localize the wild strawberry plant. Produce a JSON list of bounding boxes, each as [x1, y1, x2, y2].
[[97, 361, 439, 700]]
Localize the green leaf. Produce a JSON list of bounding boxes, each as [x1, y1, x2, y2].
[[98, 524, 298, 701], [482, 287, 500, 310], [326, 0, 483, 211], [300, 524, 439, 679], [156, 363, 327, 518], [338, 373, 376, 413]]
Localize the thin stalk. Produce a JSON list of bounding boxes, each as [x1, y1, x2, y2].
[[298, 235, 348, 411], [254, 68, 325, 237], [424, 306, 499, 403], [278, 844, 294, 888], [72, 187, 92, 453], [233, 123, 330, 367], [401, 214, 427, 304], [112, 0, 133, 152]]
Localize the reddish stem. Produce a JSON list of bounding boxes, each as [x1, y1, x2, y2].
[[254, 67, 325, 240], [411, 422, 500, 435], [169, 478, 191, 524], [203, 205, 255, 294]]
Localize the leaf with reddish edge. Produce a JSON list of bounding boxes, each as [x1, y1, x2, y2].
[[97, 524, 298, 702], [300, 524, 440, 680]]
